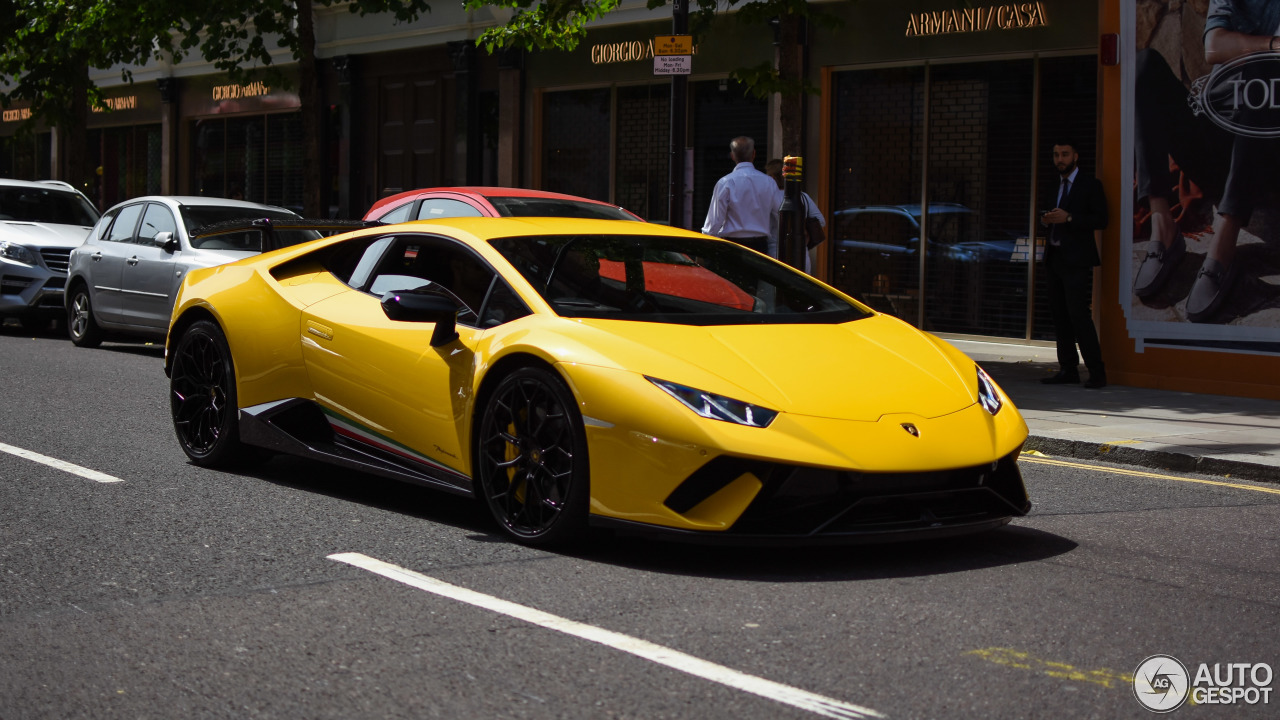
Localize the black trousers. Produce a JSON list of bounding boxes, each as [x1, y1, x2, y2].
[[1045, 255, 1103, 375]]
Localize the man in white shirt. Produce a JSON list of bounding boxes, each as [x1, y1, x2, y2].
[[701, 136, 781, 254]]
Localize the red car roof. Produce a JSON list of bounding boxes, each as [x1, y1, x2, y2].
[[365, 187, 634, 221]]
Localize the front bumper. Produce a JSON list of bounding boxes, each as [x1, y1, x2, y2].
[[590, 448, 1028, 544], [563, 362, 1030, 542], [1, 251, 68, 316]]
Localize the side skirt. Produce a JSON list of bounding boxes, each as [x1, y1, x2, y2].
[[238, 398, 474, 498]]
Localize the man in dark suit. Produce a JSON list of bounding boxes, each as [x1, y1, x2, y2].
[[1040, 139, 1109, 389]]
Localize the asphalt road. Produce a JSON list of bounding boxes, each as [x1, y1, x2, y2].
[[1, 327, 1278, 719]]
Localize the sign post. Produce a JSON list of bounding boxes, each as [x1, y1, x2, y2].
[[661, 24, 691, 227]]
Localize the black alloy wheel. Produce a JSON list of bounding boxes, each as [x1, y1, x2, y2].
[[476, 366, 589, 545], [169, 319, 251, 467], [67, 284, 103, 347]]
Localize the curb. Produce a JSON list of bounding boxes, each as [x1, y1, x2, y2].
[[1023, 435, 1280, 485]]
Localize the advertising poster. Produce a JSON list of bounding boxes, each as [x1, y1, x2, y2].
[[1124, 0, 1280, 354]]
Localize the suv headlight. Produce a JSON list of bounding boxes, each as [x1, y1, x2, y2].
[[0, 241, 38, 266], [646, 376, 778, 428], [976, 365, 1003, 415]]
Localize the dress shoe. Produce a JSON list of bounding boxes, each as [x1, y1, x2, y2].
[[1134, 233, 1185, 298], [1186, 257, 1237, 323], [1084, 369, 1107, 389], [1040, 371, 1080, 385]]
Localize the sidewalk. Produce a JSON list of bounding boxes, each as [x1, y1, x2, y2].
[[948, 339, 1280, 483]]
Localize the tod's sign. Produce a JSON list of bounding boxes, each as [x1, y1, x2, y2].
[[1191, 53, 1280, 138]]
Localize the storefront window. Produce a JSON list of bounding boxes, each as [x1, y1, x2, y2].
[[190, 112, 304, 211], [830, 66, 926, 321], [614, 84, 669, 223], [925, 61, 1034, 338], [0, 133, 52, 181], [830, 56, 1096, 340], [90, 125, 162, 209], [541, 88, 611, 204]]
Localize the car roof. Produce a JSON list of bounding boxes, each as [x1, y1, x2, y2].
[[104, 195, 299, 214], [0, 178, 87, 194], [381, 216, 702, 244], [366, 186, 626, 219]]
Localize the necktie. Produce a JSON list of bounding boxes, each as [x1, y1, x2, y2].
[[1052, 178, 1070, 245]]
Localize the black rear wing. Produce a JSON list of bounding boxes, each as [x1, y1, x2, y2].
[[189, 218, 383, 253]]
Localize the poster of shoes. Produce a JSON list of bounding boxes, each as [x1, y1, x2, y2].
[[1126, 0, 1280, 354]]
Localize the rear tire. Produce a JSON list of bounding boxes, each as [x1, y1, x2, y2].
[[67, 285, 103, 348], [169, 319, 254, 467], [475, 366, 589, 546]]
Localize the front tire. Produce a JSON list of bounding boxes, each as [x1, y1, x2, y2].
[[476, 366, 589, 546], [169, 319, 251, 467], [67, 285, 103, 347]]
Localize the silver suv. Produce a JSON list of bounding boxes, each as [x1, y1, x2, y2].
[[65, 196, 320, 347], [0, 179, 100, 331]]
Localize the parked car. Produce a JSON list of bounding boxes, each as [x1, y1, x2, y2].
[[364, 187, 643, 223], [65, 196, 325, 347], [165, 216, 1030, 546], [0, 179, 100, 331]]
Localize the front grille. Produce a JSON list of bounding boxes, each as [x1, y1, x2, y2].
[[664, 450, 1029, 537], [40, 248, 71, 273], [1, 275, 33, 295]]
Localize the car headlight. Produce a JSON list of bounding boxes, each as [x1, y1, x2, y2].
[[646, 376, 779, 428], [0, 241, 38, 266], [976, 365, 1003, 415]]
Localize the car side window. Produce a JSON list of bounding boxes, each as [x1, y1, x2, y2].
[[106, 204, 145, 244], [479, 280, 532, 329], [416, 198, 483, 220], [95, 208, 121, 240], [138, 204, 179, 245], [361, 234, 527, 328], [375, 202, 413, 224]]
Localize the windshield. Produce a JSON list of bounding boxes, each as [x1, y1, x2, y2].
[[490, 234, 871, 325], [0, 186, 99, 226], [486, 196, 638, 221], [180, 205, 319, 250]]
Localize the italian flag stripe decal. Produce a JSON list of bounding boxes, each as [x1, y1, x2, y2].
[[320, 407, 464, 477]]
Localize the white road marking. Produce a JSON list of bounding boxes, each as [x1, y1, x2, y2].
[[329, 552, 884, 720], [0, 442, 122, 483]]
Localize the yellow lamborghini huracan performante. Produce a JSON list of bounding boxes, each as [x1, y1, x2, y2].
[[165, 217, 1030, 546]]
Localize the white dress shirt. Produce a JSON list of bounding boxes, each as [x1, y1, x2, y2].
[[701, 162, 782, 239]]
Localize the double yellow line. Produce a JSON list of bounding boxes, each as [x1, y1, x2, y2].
[[1020, 455, 1280, 496]]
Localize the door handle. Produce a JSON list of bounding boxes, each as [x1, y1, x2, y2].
[[91, 252, 102, 262], [126, 257, 139, 266]]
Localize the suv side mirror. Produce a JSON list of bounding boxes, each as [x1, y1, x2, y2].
[[380, 289, 460, 347], [153, 231, 177, 252]]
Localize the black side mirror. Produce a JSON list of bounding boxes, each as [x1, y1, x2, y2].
[[380, 290, 460, 347], [153, 231, 177, 253]]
